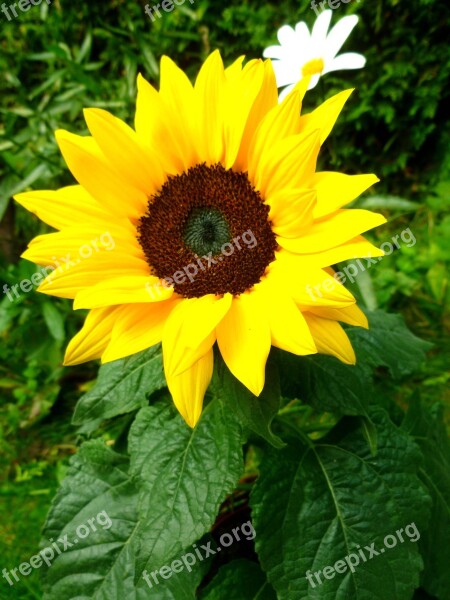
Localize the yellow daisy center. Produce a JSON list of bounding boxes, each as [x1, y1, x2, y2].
[[301, 58, 325, 78]]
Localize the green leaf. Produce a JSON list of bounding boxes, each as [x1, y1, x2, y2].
[[216, 353, 285, 448], [41, 440, 140, 599], [200, 559, 277, 600], [348, 310, 432, 379], [41, 302, 65, 342], [278, 351, 372, 417], [402, 396, 450, 599], [251, 407, 431, 600], [129, 398, 244, 579], [356, 195, 419, 212], [41, 440, 206, 600], [72, 345, 166, 425]]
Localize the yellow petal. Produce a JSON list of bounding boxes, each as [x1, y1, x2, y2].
[[270, 255, 356, 308], [268, 188, 317, 238], [216, 292, 271, 396], [14, 186, 112, 231], [254, 129, 321, 198], [166, 349, 214, 428], [83, 108, 165, 196], [224, 55, 245, 79], [303, 313, 356, 364], [233, 59, 278, 172], [299, 89, 353, 145], [248, 86, 304, 182], [223, 59, 266, 170], [37, 253, 148, 299], [22, 223, 141, 267], [55, 130, 148, 219], [73, 275, 173, 309], [302, 236, 384, 268], [163, 294, 232, 378], [64, 306, 120, 365], [194, 50, 226, 164], [102, 299, 179, 363], [303, 304, 368, 328], [258, 280, 317, 355], [159, 58, 199, 169], [313, 172, 379, 219], [278, 209, 387, 253], [135, 73, 187, 174]]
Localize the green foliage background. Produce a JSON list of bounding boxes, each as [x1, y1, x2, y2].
[[0, 0, 449, 598]]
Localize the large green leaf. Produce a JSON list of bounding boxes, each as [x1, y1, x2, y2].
[[278, 351, 372, 417], [129, 398, 244, 580], [200, 559, 277, 600], [216, 353, 284, 448], [41, 440, 141, 600], [42, 442, 202, 600], [251, 408, 431, 600], [402, 396, 450, 599], [348, 310, 432, 379], [72, 345, 166, 425]]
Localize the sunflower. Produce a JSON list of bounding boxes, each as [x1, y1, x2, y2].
[[15, 51, 385, 427]]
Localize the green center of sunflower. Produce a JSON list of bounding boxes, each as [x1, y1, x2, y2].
[[183, 207, 230, 256], [137, 163, 278, 298]]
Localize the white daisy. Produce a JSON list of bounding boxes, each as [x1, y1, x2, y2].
[[263, 9, 366, 101]]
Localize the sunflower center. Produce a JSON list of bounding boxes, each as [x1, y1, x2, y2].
[[184, 207, 230, 256], [302, 58, 325, 77], [137, 163, 278, 298]]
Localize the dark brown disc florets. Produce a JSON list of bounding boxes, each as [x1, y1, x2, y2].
[[137, 163, 278, 298]]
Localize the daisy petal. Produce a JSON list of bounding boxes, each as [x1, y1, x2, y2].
[[262, 45, 288, 60], [277, 25, 297, 47], [310, 10, 333, 53], [323, 52, 366, 74], [324, 15, 359, 62]]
